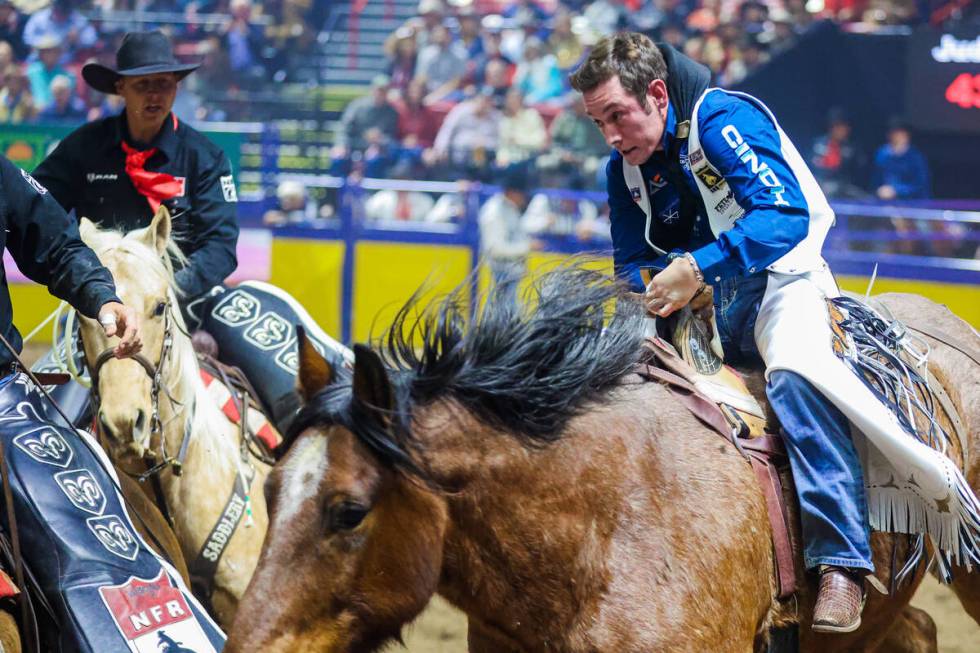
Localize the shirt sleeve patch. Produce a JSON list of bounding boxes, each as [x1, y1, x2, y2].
[[220, 175, 238, 202], [20, 168, 48, 195]]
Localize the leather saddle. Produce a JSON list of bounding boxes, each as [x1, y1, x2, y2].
[[635, 286, 798, 600]]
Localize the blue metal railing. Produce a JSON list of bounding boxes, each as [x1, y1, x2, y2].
[[242, 177, 979, 342]]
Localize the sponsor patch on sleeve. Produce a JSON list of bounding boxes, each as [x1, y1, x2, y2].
[[695, 166, 724, 192], [220, 175, 238, 202]]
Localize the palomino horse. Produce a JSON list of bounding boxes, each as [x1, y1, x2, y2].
[[75, 207, 272, 627], [227, 265, 979, 652]]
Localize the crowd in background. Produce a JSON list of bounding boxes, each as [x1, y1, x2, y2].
[[0, 0, 973, 255], [0, 0, 323, 123], [329, 0, 965, 188]]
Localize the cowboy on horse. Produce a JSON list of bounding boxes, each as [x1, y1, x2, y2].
[[571, 32, 978, 633], [32, 30, 350, 434], [0, 153, 224, 651]]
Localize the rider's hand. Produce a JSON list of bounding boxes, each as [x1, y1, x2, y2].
[[98, 302, 143, 358], [645, 257, 701, 318]]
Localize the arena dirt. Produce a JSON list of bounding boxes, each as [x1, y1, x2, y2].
[[21, 345, 977, 650]]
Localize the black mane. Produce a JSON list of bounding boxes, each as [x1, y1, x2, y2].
[[287, 261, 647, 478]]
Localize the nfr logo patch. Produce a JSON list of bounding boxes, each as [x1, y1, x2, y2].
[[629, 186, 641, 202], [99, 570, 217, 653]]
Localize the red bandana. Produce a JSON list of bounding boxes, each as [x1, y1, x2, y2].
[[120, 141, 184, 212]]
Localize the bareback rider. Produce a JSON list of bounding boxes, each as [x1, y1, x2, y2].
[[33, 31, 349, 432], [0, 153, 224, 651], [571, 33, 871, 633]]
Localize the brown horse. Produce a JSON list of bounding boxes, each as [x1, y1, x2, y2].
[[226, 265, 979, 652]]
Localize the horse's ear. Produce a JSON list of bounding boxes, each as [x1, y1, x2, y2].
[[296, 325, 334, 402], [78, 217, 97, 246], [143, 204, 172, 255], [352, 344, 393, 419]]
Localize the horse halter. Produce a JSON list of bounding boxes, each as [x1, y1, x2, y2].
[[89, 302, 190, 479]]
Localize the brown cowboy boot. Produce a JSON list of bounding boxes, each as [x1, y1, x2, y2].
[[812, 566, 866, 633]]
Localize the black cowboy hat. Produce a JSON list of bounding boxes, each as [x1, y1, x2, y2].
[[82, 31, 199, 95]]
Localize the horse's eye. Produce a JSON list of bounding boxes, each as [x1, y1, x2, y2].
[[153, 302, 167, 317], [328, 501, 369, 532]]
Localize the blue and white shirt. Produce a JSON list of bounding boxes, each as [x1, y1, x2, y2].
[[607, 89, 833, 292]]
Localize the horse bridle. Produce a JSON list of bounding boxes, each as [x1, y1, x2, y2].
[[88, 302, 193, 481]]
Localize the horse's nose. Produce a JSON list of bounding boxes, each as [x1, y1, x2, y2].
[[98, 408, 146, 442], [98, 410, 116, 440], [134, 408, 146, 436]]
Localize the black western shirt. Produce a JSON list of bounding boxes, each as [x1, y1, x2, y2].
[[0, 154, 120, 369], [33, 112, 239, 300]]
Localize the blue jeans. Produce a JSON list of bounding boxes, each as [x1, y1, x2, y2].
[[713, 273, 874, 572]]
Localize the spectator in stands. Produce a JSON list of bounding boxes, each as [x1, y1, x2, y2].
[[478, 163, 541, 286], [581, 0, 623, 38], [84, 88, 126, 121], [720, 36, 768, 85], [469, 31, 514, 98], [394, 78, 440, 149], [0, 65, 35, 123], [429, 85, 501, 180], [873, 118, 942, 255], [784, 0, 815, 27], [0, 0, 27, 60], [548, 7, 585, 71], [481, 57, 512, 104], [514, 36, 565, 105], [658, 22, 688, 51], [23, 0, 96, 62], [387, 28, 418, 92], [263, 0, 318, 81], [455, 9, 484, 59], [873, 118, 930, 201], [385, 0, 446, 54], [687, 0, 721, 33], [763, 8, 799, 53], [263, 179, 314, 226], [0, 39, 11, 72], [361, 126, 393, 178], [363, 172, 436, 223], [38, 73, 85, 122], [810, 107, 866, 199], [26, 37, 73, 111], [523, 190, 600, 238], [496, 87, 546, 167], [499, 10, 539, 65], [224, 0, 266, 85], [575, 204, 612, 243], [537, 92, 609, 189], [332, 74, 399, 160], [630, 0, 688, 34], [186, 35, 233, 100], [416, 23, 467, 103], [501, 0, 550, 24], [739, 0, 769, 34]]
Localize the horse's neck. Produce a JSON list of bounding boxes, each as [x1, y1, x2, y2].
[[425, 387, 773, 647], [159, 334, 240, 482], [418, 392, 677, 608]]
